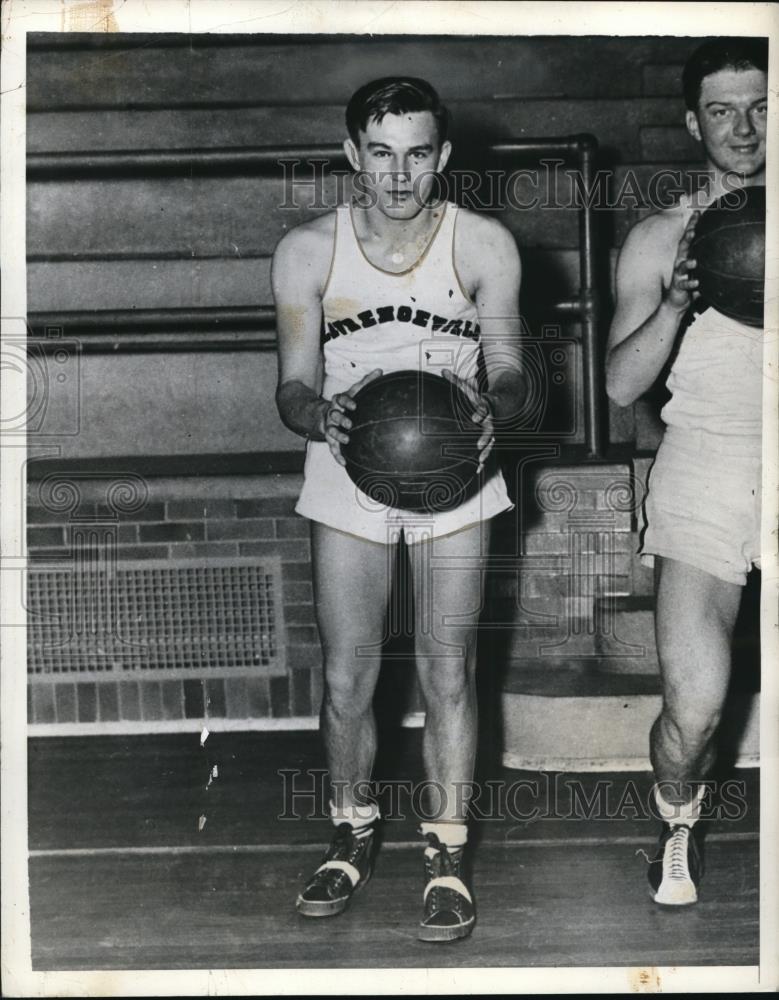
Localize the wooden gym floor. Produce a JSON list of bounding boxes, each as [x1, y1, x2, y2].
[[28, 730, 759, 970]]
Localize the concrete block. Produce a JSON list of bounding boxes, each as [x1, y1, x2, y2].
[[595, 603, 659, 674], [27, 37, 667, 111], [76, 683, 97, 723], [502, 690, 759, 771]]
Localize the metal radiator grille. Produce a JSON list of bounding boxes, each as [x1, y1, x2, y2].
[[27, 557, 285, 679]]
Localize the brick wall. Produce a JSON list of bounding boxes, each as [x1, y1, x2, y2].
[[26, 476, 326, 726], [26, 458, 655, 727], [484, 457, 653, 667]]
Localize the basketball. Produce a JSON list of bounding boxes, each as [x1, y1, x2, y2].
[[341, 370, 482, 513], [690, 185, 765, 327]]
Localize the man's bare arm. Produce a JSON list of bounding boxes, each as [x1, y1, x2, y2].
[[272, 226, 329, 440], [606, 213, 699, 408], [462, 215, 525, 422], [272, 220, 383, 463]]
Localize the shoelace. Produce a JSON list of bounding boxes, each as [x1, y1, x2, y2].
[[308, 823, 369, 893], [425, 832, 456, 876], [664, 826, 691, 881], [330, 822, 359, 858], [425, 833, 465, 913]]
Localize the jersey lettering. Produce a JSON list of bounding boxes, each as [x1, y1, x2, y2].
[[324, 303, 481, 343]]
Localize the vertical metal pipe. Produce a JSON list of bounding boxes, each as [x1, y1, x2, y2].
[[576, 134, 605, 458]]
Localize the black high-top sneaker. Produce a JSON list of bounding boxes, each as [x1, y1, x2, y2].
[[418, 831, 475, 942], [647, 822, 703, 906], [296, 822, 375, 917]]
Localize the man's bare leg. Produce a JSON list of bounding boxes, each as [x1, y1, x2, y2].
[[312, 522, 394, 809], [408, 520, 488, 940], [409, 521, 487, 817], [648, 555, 742, 905], [296, 522, 393, 917], [652, 556, 742, 796]]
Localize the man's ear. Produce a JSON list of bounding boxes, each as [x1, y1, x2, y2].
[[436, 140, 452, 173], [686, 109, 702, 143], [343, 138, 361, 172]]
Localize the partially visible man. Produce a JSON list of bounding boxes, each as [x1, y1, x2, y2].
[[606, 38, 767, 905], [273, 77, 524, 939]]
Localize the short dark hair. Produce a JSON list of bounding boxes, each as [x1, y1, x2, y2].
[[683, 37, 768, 110], [345, 77, 449, 145]]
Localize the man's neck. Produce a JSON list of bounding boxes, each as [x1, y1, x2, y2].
[[354, 200, 443, 246], [707, 167, 765, 200], [685, 167, 764, 212]]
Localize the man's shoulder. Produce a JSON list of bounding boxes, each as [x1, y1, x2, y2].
[[453, 206, 518, 264], [623, 203, 688, 255], [455, 205, 514, 244], [273, 211, 337, 259]]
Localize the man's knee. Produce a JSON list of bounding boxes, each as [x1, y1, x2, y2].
[[416, 652, 474, 703], [323, 660, 378, 714], [658, 698, 723, 750]]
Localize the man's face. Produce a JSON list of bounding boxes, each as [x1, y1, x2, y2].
[[344, 110, 452, 219], [686, 67, 768, 180]]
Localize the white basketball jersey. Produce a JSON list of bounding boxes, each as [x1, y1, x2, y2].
[[661, 307, 763, 441], [321, 202, 482, 397], [660, 191, 764, 441]]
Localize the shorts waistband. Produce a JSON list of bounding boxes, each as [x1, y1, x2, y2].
[[663, 426, 762, 459]]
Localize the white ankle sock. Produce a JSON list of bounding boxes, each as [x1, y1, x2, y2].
[[654, 784, 706, 826], [329, 799, 379, 836], [420, 821, 468, 858]]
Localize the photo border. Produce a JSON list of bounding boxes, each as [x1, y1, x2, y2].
[[2, 1, 777, 994]]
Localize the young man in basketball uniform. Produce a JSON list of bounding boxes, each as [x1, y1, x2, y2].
[[273, 77, 524, 940], [606, 38, 767, 905]]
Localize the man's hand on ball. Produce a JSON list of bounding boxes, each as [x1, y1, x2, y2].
[[323, 368, 383, 466], [441, 369, 496, 473], [666, 211, 701, 311]]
